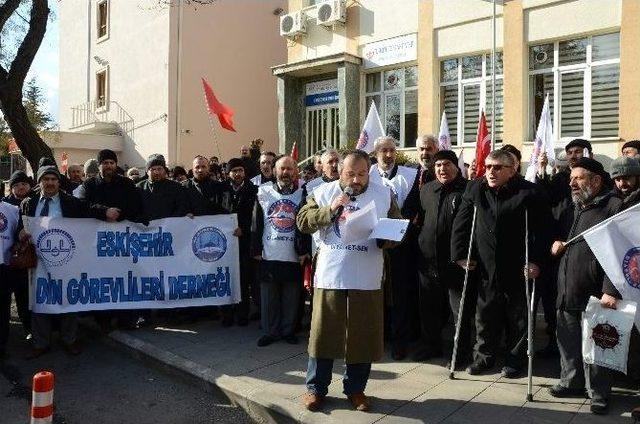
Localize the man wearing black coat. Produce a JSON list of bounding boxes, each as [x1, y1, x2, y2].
[[451, 150, 551, 378], [19, 166, 120, 359], [416, 150, 474, 365], [219, 158, 258, 327], [548, 158, 622, 415], [183, 156, 228, 216], [137, 154, 190, 220]]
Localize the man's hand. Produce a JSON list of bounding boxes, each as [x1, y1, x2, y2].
[[600, 293, 618, 309], [233, 228, 242, 237], [538, 152, 548, 172], [551, 240, 566, 257], [106, 208, 120, 222], [456, 259, 477, 271], [18, 229, 31, 243], [253, 255, 263, 261], [330, 193, 350, 213], [298, 254, 310, 266], [524, 262, 541, 279]]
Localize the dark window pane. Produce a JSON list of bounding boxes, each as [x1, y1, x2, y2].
[[591, 64, 619, 138], [559, 38, 587, 66], [462, 55, 482, 79], [529, 43, 553, 70], [441, 59, 458, 82]]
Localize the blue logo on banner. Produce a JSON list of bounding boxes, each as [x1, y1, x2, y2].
[[192, 227, 227, 262], [267, 199, 297, 233], [37, 228, 76, 266], [305, 91, 339, 107], [623, 246, 640, 289], [0, 211, 7, 233]]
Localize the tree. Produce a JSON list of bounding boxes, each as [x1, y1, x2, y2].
[[0, 0, 53, 172], [23, 77, 52, 131]]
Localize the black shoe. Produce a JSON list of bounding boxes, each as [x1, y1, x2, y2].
[[392, 346, 407, 361], [221, 317, 234, 328], [536, 342, 559, 358], [236, 317, 249, 327], [257, 335, 276, 347], [548, 385, 587, 398], [467, 359, 495, 375], [412, 347, 443, 362], [284, 335, 298, 345], [501, 365, 522, 379], [590, 397, 609, 415]]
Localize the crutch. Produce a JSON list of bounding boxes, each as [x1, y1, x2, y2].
[[524, 209, 536, 402], [449, 206, 477, 379]]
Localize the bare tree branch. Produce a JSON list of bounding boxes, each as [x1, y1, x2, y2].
[[0, 0, 21, 31], [7, 0, 48, 93]]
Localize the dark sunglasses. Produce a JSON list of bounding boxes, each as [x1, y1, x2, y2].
[[485, 164, 512, 171]]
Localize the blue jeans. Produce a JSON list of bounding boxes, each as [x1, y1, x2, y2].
[[305, 357, 371, 396]]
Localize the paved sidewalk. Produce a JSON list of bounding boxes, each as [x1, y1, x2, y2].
[[110, 320, 639, 423]]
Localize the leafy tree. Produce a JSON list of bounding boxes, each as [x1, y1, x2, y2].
[[23, 77, 51, 131]]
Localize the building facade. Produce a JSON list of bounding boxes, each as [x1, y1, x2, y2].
[[273, 0, 640, 165], [58, 0, 287, 168]]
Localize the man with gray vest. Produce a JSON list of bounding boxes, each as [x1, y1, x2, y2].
[[251, 156, 309, 347], [297, 150, 402, 412], [369, 136, 420, 360]]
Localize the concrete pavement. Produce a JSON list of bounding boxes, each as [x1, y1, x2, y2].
[[109, 319, 640, 423]]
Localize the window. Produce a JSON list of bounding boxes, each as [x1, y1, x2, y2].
[[364, 65, 418, 148], [439, 52, 504, 146], [96, 68, 108, 109], [97, 0, 109, 40], [528, 33, 620, 141]]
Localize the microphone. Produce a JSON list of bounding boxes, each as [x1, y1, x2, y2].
[[335, 186, 354, 217]]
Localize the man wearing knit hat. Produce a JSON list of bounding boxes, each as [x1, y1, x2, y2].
[[218, 158, 258, 327], [549, 157, 621, 414], [80, 149, 146, 331], [18, 165, 120, 358], [610, 155, 640, 201], [137, 153, 189, 221], [622, 140, 640, 159], [84, 158, 99, 179]]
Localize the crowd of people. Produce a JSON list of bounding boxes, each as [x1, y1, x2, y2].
[[1, 135, 639, 416]]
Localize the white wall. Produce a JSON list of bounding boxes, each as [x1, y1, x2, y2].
[[357, 0, 417, 46]]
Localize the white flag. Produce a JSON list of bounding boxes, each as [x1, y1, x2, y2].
[[356, 102, 385, 154], [525, 94, 555, 182], [458, 148, 468, 179], [583, 202, 640, 330], [438, 111, 451, 150]]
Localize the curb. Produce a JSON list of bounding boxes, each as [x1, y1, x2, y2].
[[107, 331, 340, 424]]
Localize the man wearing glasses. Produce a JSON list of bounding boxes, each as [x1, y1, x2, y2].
[[451, 150, 551, 379]]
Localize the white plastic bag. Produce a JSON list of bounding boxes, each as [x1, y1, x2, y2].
[[582, 296, 637, 374]]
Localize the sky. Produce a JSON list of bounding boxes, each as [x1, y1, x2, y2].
[[27, 0, 59, 124]]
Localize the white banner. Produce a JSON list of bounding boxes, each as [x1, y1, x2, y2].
[[26, 215, 241, 314], [356, 101, 385, 153], [362, 34, 417, 69]]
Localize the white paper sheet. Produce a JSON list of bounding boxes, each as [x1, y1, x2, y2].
[[370, 218, 410, 242], [340, 201, 378, 244]]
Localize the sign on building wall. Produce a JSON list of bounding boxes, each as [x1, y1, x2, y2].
[[305, 79, 339, 107], [362, 34, 418, 70]]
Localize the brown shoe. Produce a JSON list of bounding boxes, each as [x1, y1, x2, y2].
[[63, 342, 82, 356], [348, 393, 370, 411], [25, 347, 49, 360], [302, 392, 324, 411]]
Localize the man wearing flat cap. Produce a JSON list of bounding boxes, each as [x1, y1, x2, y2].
[[80, 149, 146, 331], [622, 140, 640, 159], [18, 165, 120, 359], [548, 157, 621, 415], [137, 154, 190, 221], [218, 158, 258, 327]]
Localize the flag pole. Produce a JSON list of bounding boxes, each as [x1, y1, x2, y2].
[[491, 0, 496, 151]]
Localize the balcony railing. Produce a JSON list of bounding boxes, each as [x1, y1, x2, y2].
[[70, 100, 134, 137]]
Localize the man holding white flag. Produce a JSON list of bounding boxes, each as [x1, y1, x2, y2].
[[549, 157, 621, 415], [438, 111, 451, 151], [356, 102, 385, 154]]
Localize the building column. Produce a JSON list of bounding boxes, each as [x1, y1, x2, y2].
[[619, 0, 640, 145], [337, 62, 360, 147], [276, 75, 304, 155], [417, 0, 437, 136], [502, 0, 526, 149]]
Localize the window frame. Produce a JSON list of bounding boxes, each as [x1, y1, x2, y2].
[[527, 32, 621, 144], [363, 64, 418, 149], [439, 52, 504, 147], [95, 66, 110, 112], [96, 0, 110, 43]]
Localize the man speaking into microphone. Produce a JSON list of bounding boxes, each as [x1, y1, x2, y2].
[[297, 150, 403, 412]]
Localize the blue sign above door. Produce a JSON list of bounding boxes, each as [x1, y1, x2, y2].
[[305, 91, 339, 107]]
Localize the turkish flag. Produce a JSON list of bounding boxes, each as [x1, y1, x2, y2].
[[475, 111, 492, 178], [201, 77, 236, 132], [291, 141, 299, 161]]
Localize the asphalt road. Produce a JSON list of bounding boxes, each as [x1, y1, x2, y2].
[[0, 315, 254, 424]]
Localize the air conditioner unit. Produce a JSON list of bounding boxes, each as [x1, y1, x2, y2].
[[316, 0, 346, 27], [280, 11, 307, 37]]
